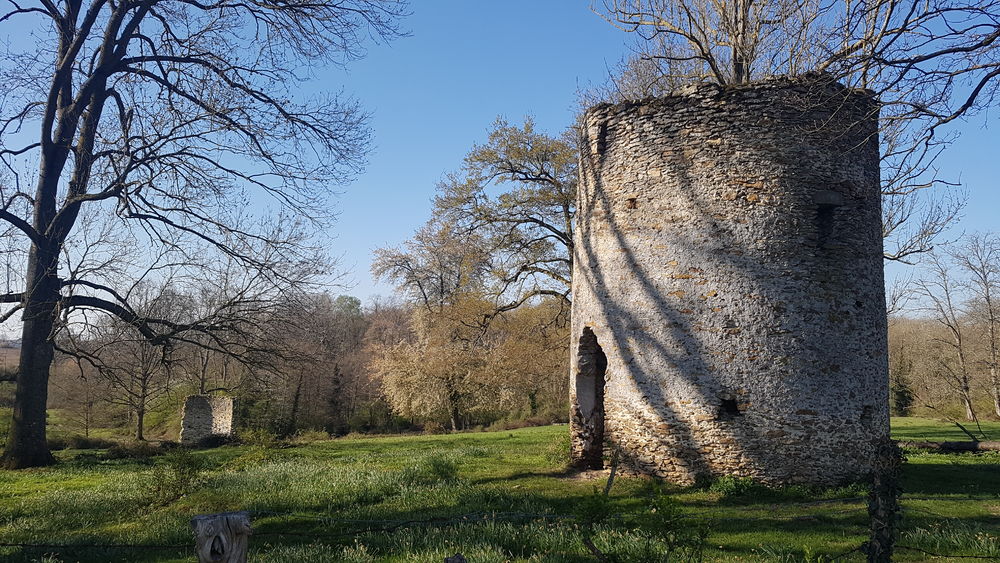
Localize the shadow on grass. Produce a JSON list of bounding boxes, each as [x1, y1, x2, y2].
[[3, 465, 994, 563], [470, 468, 581, 486], [901, 452, 1000, 496], [7, 427, 1000, 562]]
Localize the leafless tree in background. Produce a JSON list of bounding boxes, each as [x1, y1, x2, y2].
[[885, 234, 1000, 421], [913, 252, 978, 420], [259, 293, 369, 435], [432, 119, 577, 316], [953, 234, 1000, 417], [597, 0, 1000, 102], [0, 0, 407, 467], [373, 218, 490, 316], [75, 285, 180, 441], [595, 0, 1000, 262], [47, 361, 104, 437]]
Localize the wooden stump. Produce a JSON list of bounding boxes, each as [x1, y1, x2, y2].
[[191, 511, 251, 563]]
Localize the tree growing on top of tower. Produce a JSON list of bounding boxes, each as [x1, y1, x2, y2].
[[595, 0, 1000, 262]]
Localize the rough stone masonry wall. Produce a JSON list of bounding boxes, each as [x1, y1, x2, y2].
[[570, 75, 889, 485], [180, 395, 235, 445]]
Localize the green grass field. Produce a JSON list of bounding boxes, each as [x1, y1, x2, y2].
[[0, 417, 997, 562]]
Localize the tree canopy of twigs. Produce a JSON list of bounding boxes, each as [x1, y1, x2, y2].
[[376, 118, 575, 331], [0, 0, 408, 468], [434, 118, 576, 315], [370, 295, 569, 432]]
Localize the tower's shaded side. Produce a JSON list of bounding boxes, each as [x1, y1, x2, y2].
[[570, 76, 888, 485]]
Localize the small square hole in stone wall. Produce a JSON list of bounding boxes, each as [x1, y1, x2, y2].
[[816, 204, 836, 247], [719, 399, 741, 417], [597, 121, 608, 154]]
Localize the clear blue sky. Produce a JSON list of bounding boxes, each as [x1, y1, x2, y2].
[[328, 2, 998, 304], [327, 1, 633, 300], [883, 123, 999, 291], [0, 1, 993, 339]]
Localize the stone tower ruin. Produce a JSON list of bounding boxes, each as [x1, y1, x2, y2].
[[570, 76, 889, 485]]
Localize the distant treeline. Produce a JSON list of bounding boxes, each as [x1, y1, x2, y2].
[[40, 293, 569, 441]]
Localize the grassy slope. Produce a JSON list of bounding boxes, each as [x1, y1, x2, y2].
[[892, 416, 1000, 441], [0, 419, 996, 562]]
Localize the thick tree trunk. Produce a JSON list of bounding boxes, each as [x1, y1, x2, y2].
[[1, 246, 60, 468], [961, 391, 976, 421], [135, 407, 146, 441], [991, 366, 1000, 418], [446, 384, 461, 432], [287, 374, 303, 436]]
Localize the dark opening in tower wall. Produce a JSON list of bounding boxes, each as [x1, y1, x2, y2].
[[719, 398, 741, 418], [816, 204, 837, 247], [861, 405, 873, 424], [814, 189, 845, 249], [574, 327, 607, 470], [596, 121, 609, 154]]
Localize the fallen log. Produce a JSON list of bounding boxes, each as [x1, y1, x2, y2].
[[895, 440, 1000, 452]]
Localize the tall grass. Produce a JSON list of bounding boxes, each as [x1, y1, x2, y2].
[[0, 421, 996, 561]]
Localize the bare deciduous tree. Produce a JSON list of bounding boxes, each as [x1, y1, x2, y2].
[[598, 0, 1000, 100], [600, 0, 830, 85], [80, 324, 175, 442], [953, 233, 1000, 417], [433, 118, 576, 317], [0, 0, 406, 467], [373, 218, 489, 316], [913, 252, 978, 420], [264, 293, 368, 435]]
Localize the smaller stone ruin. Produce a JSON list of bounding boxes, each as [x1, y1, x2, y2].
[[180, 395, 235, 445]]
